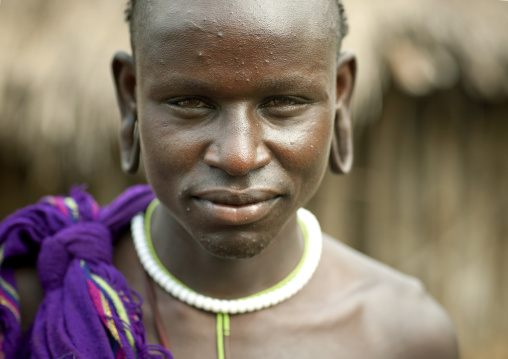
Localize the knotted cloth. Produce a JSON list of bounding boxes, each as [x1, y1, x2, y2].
[[0, 185, 173, 359]]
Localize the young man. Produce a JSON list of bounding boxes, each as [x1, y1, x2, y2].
[[111, 0, 458, 357], [1, 0, 458, 358]]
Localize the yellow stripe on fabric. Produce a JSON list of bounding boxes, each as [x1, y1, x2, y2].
[[0, 297, 20, 321], [0, 277, 19, 301], [99, 289, 122, 343], [64, 197, 80, 220], [91, 274, 136, 349]]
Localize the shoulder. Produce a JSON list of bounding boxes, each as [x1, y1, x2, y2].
[[317, 235, 459, 359]]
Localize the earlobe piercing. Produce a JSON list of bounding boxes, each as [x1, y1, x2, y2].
[[122, 116, 141, 174], [329, 109, 353, 174]]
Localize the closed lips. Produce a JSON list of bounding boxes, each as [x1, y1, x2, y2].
[[190, 189, 281, 225], [192, 189, 279, 205]]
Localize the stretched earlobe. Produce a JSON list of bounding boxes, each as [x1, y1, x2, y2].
[[329, 50, 356, 175], [121, 116, 140, 174], [329, 108, 353, 174], [112, 51, 140, 174]]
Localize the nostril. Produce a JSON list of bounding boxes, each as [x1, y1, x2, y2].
[[203, 143, 271, 176]]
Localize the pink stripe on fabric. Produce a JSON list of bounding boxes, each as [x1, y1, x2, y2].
[[87, 279, 108, 319], [91, 200, 100, 220], [115, 349, 126, 359], [0, 293, 20, 321], [87, 279, 126, 358], [52, 197, 70, 217]]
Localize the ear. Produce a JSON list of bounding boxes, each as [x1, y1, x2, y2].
[[329, 50, 357, 175], [112, 51, 140, 174]]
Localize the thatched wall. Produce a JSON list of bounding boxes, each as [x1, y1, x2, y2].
[[0, 0, 135, 213], [308, 86, 508, 358], [1, 0, 508, 358]]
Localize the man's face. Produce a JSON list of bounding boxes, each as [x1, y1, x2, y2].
[[131, 0, 344, 259]]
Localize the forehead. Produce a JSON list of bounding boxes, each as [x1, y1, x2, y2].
[[134, 0, 339, 59]]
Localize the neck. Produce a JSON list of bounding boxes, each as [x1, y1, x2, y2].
[[150, 204, 305, 299]]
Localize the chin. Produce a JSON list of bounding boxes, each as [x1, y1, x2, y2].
[[196, 232, 273, 260]]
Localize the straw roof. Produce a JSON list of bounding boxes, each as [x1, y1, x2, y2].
[[343, 0, 508, 122], [0, 0, 129, 185], [1, 0, 507, 177]]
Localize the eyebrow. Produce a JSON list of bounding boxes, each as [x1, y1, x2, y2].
[[177, 79, 213, 90], [265, 76, 322, 91], [158, 74, 326, 92]]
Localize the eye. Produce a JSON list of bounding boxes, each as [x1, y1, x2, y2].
[[164, 97, 214, 120], [170, 98, 212, 109], [264, 97, 301, 108], [261, 96, 309, 118]]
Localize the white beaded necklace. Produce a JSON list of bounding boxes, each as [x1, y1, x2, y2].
[[131, 199, 323, 315]]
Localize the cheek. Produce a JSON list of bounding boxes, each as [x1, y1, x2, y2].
[[139, 118, 204, 183], [271, 116, 333, 195]]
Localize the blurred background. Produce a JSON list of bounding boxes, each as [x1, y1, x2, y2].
[[0, 0, 507, 357]]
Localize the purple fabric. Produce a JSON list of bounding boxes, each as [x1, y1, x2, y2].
[[0, 185, 173, 359]]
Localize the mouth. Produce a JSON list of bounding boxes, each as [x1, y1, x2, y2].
[[191, 189, 281, 226]]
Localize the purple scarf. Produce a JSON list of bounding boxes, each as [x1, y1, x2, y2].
[[0, 185, 173, 359]]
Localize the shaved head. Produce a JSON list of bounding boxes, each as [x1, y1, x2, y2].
[[125, 0, 349, 57]]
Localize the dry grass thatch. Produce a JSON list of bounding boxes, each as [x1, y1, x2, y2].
[[1, 1, 508, 359], [0, 0, 129, 185], [343, 0, 508, 122]]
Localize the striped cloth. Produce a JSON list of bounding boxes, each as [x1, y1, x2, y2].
[[0, 185, 173, 359]]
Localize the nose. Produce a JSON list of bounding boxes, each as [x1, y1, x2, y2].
[[203, 106, 271, 176]]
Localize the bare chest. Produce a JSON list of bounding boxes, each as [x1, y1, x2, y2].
[[115, 235, 405, 359], [142, 288, 399, 359]]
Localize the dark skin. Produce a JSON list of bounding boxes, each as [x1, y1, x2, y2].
[[113, 0, 349, 299], [16, 0, 459, 357]]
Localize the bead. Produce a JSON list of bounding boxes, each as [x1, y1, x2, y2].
[[132, 207, 322, 314], [153, 270, 165, 284], [195, 294, 205, 309], [211, 299, 221, 313], [203, 297, 213, 311], [179, 288, 190, 302], [219, 300, 229, 313], [258, 294, 270, 308], [164, 280, 176, 293], [245, 300, 256, 313], [254, 297, 264, 311], [160, 276, 171, 288], [146, 262, 157, 275], [137, 246, 149, 258], [173, 285, 183, 298], [187, 292, 197, 306], [237, 300, 247, 314], [229, 301, 239, 315]]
